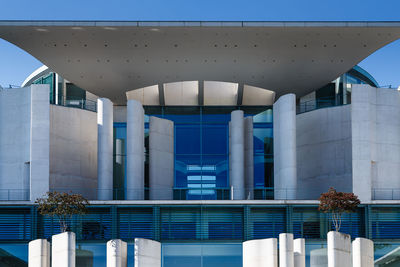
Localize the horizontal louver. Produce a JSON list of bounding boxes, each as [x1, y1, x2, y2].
[[248, 208, 285, 239], [118, 207, 153, 240], [0, 209, 31, 240], [371, 207, 400, 239]]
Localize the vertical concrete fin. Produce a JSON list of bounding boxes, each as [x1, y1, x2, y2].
[[126, 99, 145, 200], [294, 238, 305, 267], [134, 238, 161, 267], [327, 231, 351, 267], [229, 110, 245, 199], [244, 116, 254, 199], [243, 238, 277, 267], [29, 239, 50, 267], [52, 232, 76, 267], [279, 233, 294, 267], [107, 239, 127, 267], [30, 84, 50, 202], [149, 116, 174, 200], [352, 237, 374, 267], [273, 93, 297, 200], [97, 98, 114, 200]]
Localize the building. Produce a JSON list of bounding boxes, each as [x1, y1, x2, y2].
[[0, 21, 400, 266]]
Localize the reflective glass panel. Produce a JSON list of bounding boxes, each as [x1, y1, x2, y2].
[[0, 244, 28, 266], [76, 243, 106, 267], [175, 124, 201, 154], [202, 124, 228, 154]]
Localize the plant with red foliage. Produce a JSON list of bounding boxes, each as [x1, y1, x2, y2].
[[318, 187, 360, 232]]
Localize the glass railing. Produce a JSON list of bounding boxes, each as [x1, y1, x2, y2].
[[372, 189, 400, 200], [0, 189, 30, 201], [296, 96, 338, 114]]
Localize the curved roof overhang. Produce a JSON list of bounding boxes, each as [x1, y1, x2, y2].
[[1, 21, 400, 104]]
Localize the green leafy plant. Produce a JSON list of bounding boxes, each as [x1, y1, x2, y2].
[[318, 187, 360, 232], [36, 191, 89, 233]]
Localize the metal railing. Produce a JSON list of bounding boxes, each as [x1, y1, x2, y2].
[[52, 97, 97, 112], [0, 189, 30, 201]]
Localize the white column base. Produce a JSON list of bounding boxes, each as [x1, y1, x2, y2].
[[107, 239, 127, 267], [243, 238, 278, 267], [52, 232, 76, 267], [352, 237, 374, 267], [279, 233, 294, 267], [294, 238, 305, 267], [134, 238, 161, 267], [327, 231, 351, 267], [29, 239, 50, 267]]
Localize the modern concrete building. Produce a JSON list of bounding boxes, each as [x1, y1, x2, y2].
[[1, 21, 400, 266]]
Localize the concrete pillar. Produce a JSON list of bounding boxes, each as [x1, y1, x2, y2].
[[327, 231, 351, 267], [244, 116, 254, 199], [279, 233, 294, 267], [126, 100, 145, 200], [52, 232, 76, 267], [97, 98, 114, 200], [29, 239, 50, 267], [310, 248, 327, 267], [294, 238, 305, 267], [30, 84, 50, 202], [107, 239, 127, 267], [134, 238, 161, 267], [229, 110, 245, 200], [243, 238, 278, 267], [273, 93, 297, 200], [149, 117, 174, 200], [352, 237, 374, 267]]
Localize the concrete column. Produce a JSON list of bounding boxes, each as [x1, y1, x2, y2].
[[30, 84, 50, 202], [134, 238, 161, 267], [107, 239, 127, 267], [279, 233, 294, 267], [229, 110, 245, 200], [29, 239, 50, 267], [97, 98, 113, 200], [352, 237, 374, 267], [149, 117, 174, 200], [52, 232, 76, 267], [327, 231, 351, 267], [244, 117, 254, 199], [126, 100, 145, 200], [310, 248, 327, 267], [273, 94, 297, 200], [294, 238, 305, 267], [243, 238, 277, 267]]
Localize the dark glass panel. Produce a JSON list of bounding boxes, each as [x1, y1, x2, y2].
[[164, 106, 200, 123], [202, 106, 237, 123], [202, 124, 228, 154], [76, 243, 106, 267], [175, 124, 201, 154], [253, 126, 273, 154], [201, 155, 229, 188], [0, 244, 28, 266], [175, 155, 201, 188], [254, 154, 273, 187]]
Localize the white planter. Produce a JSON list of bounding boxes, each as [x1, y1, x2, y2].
[[327, 231, 351, 267], [242, 238, 278, 267], [352, 237, 374, 267], [52, 231, 76, 267], [29, 239, 50, 267], [107, 239, 127, 267]]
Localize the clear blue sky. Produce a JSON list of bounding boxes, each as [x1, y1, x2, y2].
[[1, 0, 400, 88]]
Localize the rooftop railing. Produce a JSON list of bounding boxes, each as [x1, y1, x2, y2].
[[296, 96, 338, 114], [53, 97, 97, 112], [0, 189, 30, 201]]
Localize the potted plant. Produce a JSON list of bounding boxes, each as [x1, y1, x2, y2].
[[36, 191, 89, 233]]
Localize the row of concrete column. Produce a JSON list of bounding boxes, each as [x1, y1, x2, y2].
[[243, 232, 374, 267], [97, 98, 174, 200], [29, 233, 161, 267], [98, 93, 298, 200]]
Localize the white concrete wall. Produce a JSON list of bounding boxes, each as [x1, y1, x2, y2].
[[274, 94, 297, 199], [244, 117, 254, 199], [134, 238, 161, 267], [97, 98, 113, 200], [352, 237, 373, 267], [296, 105, 352, 199], [0, 86, 32, 200], [242, 238, 277, 267], [351, 85, 400, 201], [50, 105, 97, 199], [229, 110, 245, 199], [126, 100, 145, 200], [0, 85, 50, 201], [149, 117, 174, 200]]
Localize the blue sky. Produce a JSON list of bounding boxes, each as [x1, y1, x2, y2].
[[1, 0, 400, 88]]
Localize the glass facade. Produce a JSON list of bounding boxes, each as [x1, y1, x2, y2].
[[113, 106, 273, 200]]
